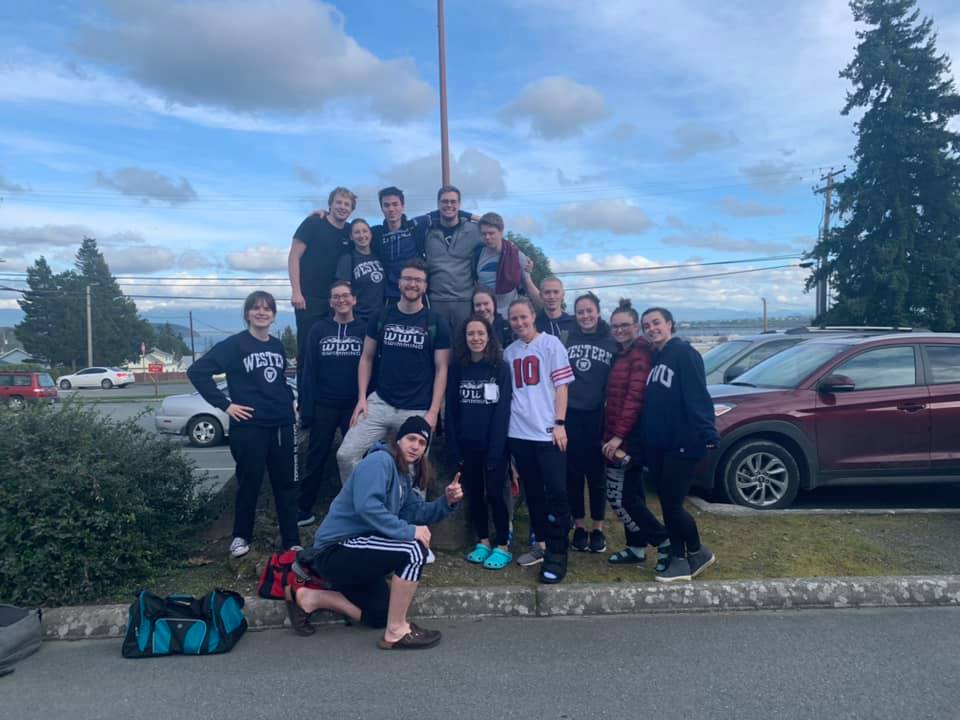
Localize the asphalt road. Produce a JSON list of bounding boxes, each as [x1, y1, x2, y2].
[[58, 382, 194, 400], [8, 608, 960, 719]]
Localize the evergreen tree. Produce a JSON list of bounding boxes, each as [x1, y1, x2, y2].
[[151, 323, 190, 358], [15, 258, 85, 367], [280, 325, 297, 359], [808, 0, 960, 329]]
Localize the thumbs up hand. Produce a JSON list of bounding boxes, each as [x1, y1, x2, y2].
[[445, 471, 463, 506]]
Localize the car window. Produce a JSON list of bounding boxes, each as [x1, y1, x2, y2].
[[0, 374, 12, 387], [925, 345, 960, 385], [13, 375, 31, 386], [831, 346, 917, 390], [740, 339, 802, 370], [38, 373, 55, 387], [79, 368, 102, 375], [702, 340, 751, 375], [734, 342, 854, 389]]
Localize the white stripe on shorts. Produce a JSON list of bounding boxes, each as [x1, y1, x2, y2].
[[341, 535, 427, 582]]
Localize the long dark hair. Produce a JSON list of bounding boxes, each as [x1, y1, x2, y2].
[[641, 306, 675, 332], [385, 437, 433, 491], [455, 313, 502, 366]]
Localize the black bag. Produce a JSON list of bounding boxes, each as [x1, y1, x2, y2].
[[0, 605, 42, 677], [122, 589, 247, 658]]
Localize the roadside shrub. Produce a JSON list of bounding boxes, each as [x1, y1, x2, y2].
[[0, 402, 210, 606]]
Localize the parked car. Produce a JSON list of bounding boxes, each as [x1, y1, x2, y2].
[[155, 378, 298, 447], [0, 370, 58, 409], [57, 367, 136, 389], [702, 326, 917, 384], [697, 333, 960, 509]]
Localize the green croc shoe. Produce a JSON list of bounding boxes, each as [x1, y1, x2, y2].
[[466, 543, 493, 564], [482, 547, 513, 570]]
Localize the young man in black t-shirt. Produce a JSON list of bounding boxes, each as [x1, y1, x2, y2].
[[288, 186, 354, 365], [335, 258, 451, 481]]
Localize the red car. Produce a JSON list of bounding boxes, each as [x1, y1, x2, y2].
[[698, 333, 960, 509], [0, 370, 59, 410]]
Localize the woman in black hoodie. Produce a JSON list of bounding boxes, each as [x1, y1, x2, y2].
[[640, 306, 720, 583], [565, 292, 618, 553], [445, 313, 513, 570]]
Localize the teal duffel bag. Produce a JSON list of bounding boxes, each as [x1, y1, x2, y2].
[[122, 589, 247, 658]]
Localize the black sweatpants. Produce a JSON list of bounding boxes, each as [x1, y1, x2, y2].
[[605, 460, 668, 549], [509, 438, 570, 554], [229, 423, 299, 549], [306, 537, 430, 629], [299, 400, 354, 514], [460, 447, 510, 546], [566, 407, 606, 522], [646, 448, 701, 557]]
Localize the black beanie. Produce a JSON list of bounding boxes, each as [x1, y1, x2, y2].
[[396, 415, 431, 445]]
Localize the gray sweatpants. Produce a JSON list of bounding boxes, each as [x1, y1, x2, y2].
[[335, 392, 425, 482]]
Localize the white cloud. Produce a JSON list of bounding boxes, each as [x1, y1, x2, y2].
[[75, 0, 434, 123], [508, 215, 544, 237], [377, 148, 508, 207], [500, 76, 609, 139], [739, 159, 807, 194], [0, 173, 28, 194], [668, 124, 740, 160], [551, 199, 651, 235], [103, 245, 179, 273], [95, 167, 198, 205], [661, 231, 795, 254], [718, 197, 785, 218], [225, 244, 288, 272]]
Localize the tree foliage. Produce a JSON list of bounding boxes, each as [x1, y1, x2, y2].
[[808, 0, 960, 329], [507, 231, 553, 287], [15, 238, 153, 368], [150, 323, 190, 358], [280, 325, 297, 359]]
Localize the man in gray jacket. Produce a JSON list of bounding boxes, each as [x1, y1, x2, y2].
[[424, 185, 484, 335]]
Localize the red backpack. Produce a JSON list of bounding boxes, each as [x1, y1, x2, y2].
[[257, 550, 329, 600]]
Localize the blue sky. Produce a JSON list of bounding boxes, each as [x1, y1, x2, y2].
[[2, 0, 959, 331]]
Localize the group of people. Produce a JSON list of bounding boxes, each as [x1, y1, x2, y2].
[[187, 183, 720, 650]]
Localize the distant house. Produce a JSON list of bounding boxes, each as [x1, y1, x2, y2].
[[0, 348, 38, 365], [125, 348, 191, 373]]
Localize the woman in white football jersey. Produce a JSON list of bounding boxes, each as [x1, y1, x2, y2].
[[504, 297, 575, 584]]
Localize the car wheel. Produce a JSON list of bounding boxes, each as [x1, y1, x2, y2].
[[187, 415, 224, 447], [722, 439, 800, 510], [59, 379, 72, 389], [101, 379, 113, 389], [8, 396, 25, 410]]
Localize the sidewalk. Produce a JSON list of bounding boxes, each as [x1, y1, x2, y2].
[[42, 575, 960, 640]]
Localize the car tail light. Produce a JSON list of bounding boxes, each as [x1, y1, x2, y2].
[[117, 372, 128, 378]]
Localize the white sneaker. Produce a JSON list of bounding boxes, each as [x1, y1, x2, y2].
[[229, 537, 250, 558]]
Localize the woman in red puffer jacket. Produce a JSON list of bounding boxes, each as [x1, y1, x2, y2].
[[600, 299, 671, 570]]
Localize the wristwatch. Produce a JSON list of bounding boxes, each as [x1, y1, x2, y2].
[[554, 419, 566, 427]]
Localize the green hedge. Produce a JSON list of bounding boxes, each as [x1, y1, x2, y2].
[[0, 402, 210, 605]]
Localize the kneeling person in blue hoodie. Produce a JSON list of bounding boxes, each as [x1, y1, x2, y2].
[[292, 416, 462, 649]]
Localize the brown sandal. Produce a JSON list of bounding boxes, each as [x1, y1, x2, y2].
[[284, 584, 315, 636], [377, 623, 441, 650]]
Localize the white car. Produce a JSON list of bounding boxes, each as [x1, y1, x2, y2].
[[58, 366, 136, 390], [155, 379, 297, 447]]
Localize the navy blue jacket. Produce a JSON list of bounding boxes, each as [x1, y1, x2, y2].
[[641, 337, 720, 459], [299, 317, 365, 423]]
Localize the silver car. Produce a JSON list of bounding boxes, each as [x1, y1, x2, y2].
[[155, 379, 297, 447]]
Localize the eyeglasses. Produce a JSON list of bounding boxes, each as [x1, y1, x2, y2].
[[400, 276, 426, 284], [611, 323, 635, 331], [330, 293, 353, 301]]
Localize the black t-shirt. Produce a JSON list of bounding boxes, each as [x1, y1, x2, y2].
[[293, 215, 350, 298], [336, 249, 385, 321], [368, 303, 451, 410]]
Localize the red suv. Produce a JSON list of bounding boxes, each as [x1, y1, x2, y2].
[[0, 370, 59, 410], [698, 333, 960, 509]]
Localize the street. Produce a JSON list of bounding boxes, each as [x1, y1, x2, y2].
[[8, 608, 960, 719]]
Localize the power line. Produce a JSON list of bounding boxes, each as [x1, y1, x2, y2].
[[554, 253, 802, 277], [564, 263, 806, 291]]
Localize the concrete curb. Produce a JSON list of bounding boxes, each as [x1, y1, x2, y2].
[[41, 575, 960, 640], [687, 495, 960, 516]]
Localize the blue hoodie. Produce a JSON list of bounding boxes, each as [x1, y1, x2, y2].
[[312, 442, 456, 550]]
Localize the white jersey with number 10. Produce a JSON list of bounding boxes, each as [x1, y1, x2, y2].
[[504, 333, 574, 441]]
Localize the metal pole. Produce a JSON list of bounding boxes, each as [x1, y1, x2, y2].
[[762, 297, 768, 332], [86, 284, 93, 367], [189, 310, 197, 363], [437, 0, 451, 185]]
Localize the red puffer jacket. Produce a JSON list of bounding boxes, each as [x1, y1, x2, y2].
[[603, 339, 653, 442]]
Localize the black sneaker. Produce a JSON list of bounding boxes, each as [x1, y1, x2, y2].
[[655, 540, 671, 573], [655, 556, 692, 583], [589, 529, 606, 553], [296, 511, 317, 527], [571, 527, 589, 552], [688, 545, 716, 579]]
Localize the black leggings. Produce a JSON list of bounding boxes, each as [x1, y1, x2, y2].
[[509, 438, 570, 554], [605, 461, 668, 548], [646, 448, 701, 557], [299, 400, 353, 513], [229, 423, 299, 549], [566, 408, 606, 522], [461, 447, 510, 546]]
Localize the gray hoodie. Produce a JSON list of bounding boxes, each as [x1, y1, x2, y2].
[[424, 219, 483, 301], [312, 442, 456, 550]]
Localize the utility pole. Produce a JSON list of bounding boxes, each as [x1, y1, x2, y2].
[[761, 297, 768, 332], [437, 0, 451, 185], [813, 168, 845, 318], [188, 310, 197, 363], [86, 284, 94, 367]]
